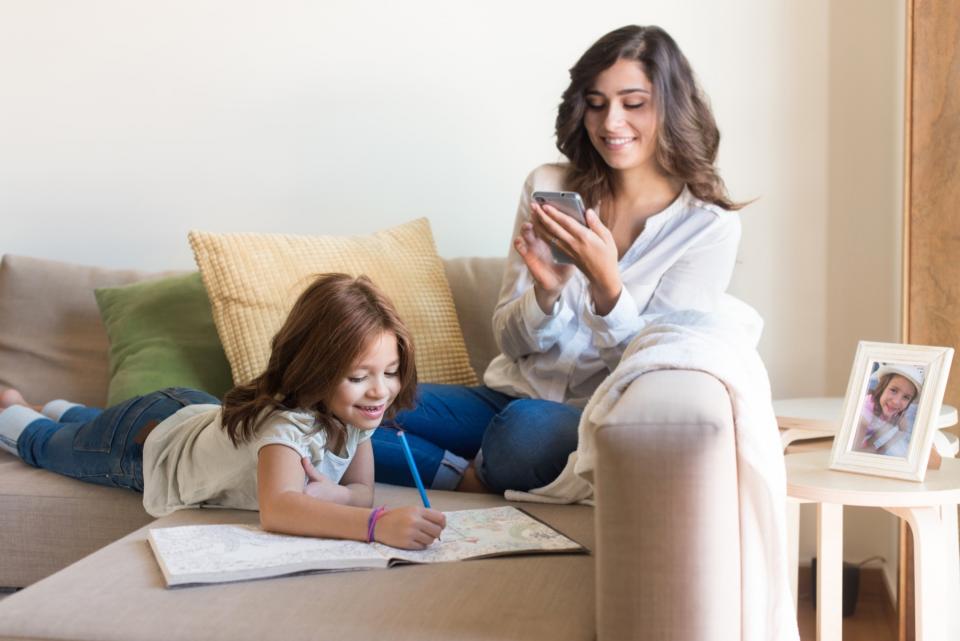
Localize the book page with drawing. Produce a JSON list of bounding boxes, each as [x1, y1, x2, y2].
[[148, 505, 585, 587]]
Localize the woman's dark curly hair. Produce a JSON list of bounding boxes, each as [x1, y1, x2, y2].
[[556, 25, 742, 211]]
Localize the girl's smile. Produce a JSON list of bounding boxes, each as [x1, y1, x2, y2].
[[878, 374, 917, 420], [355, 403, 387, 420]]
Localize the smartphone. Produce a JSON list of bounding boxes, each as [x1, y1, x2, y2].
[[531, 190, 587, 264]]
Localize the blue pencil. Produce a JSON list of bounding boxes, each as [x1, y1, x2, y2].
[[396, 430, 431, 508]]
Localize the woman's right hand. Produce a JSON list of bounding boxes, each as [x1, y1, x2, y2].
[[515, 203, 575, 313], [373, 506, 446, 549]]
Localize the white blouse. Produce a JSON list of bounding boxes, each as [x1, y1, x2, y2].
[[483, 163, 741, 407]]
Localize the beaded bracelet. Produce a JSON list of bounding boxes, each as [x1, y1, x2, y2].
[[366, 505, 387, 543]]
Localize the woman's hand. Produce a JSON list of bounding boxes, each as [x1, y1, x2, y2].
[[534, 204, 623, 316], [373, 506, 446, 549], [301, 457, 350, 504], [515, 204, 576, 314]]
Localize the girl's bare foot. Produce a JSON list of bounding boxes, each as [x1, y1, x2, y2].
[[456, 461, 491, 493], [0, 388, 28, 410]]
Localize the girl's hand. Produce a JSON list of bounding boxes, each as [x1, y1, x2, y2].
[[301, 457, 350, 504], [373, 506, 446, 550], [515, 203, 576, 313], [535, 204, 623, 316]]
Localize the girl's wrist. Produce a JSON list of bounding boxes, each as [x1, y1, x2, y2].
[[366, 505, 388, 543]]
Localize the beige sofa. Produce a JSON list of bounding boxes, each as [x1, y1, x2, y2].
[[0, 254, 740, 641]]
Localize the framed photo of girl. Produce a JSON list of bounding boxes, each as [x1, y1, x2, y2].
[[829, 341, 954, 482]]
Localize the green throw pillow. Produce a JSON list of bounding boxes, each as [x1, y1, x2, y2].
[[95, 272, 233, 406]]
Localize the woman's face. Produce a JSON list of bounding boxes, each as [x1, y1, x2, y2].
[[878, 374, 917, 420], [583, 58, 659, 174]]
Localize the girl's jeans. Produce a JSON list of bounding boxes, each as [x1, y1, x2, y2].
[[17, 387, 219, 491], [372, 384, 581, 493]]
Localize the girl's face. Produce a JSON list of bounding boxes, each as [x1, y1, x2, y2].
[[878, 374, 917, 420], [328, 330, 401, 429], [583, 58, 659, 175]]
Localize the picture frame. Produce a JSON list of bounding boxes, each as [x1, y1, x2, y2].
[[829, 341, 954, 482]]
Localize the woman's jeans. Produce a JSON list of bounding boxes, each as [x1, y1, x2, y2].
[[372, 384, 581, 493], [17, 387, 219, 491]]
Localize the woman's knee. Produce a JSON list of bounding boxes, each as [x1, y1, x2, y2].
[[479, 400, 580, 492]]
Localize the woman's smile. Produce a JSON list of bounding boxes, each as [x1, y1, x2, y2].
[[602, 135, 638, 149]]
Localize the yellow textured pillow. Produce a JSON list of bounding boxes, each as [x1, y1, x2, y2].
[[188, 218, 477, 387]]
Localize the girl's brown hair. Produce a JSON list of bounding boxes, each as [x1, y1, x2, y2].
[[869, 373, 918, 420], [556, 25, 743, 211], [220, 273, 417, 451]]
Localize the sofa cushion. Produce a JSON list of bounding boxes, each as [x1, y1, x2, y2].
[[95, 272, 233, 405], [189, 218, 477, 386], [0, 488, 595, 641], [0, 451, 154, 588], [0, 254, 164, 407]]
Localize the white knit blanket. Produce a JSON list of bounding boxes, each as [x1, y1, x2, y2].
[[506, 297, 799, 641]]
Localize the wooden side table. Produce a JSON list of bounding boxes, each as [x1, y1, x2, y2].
[[786, 450, 960, 641], [774, 398, 959, 612]]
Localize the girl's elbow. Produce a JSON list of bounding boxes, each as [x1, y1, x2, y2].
[[257, 494, 288, 532], [259, 509, 282, 533]]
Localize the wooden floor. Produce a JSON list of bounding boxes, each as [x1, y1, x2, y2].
[[796, 567, 897, 641]]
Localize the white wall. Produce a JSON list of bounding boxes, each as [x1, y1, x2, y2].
[[0, 0, 905, 599], [809, 0, 905, 601], [1, 0, 843, 397]]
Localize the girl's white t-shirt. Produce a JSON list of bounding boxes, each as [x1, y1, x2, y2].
[[142, 404, 372, 517]]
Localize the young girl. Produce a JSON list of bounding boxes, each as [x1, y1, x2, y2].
[[0, 273, 445, 549], [373, 25, 743, 494], [853, 364, 923, 457]]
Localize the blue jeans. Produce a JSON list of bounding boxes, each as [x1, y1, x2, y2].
[[17, 387, 219, 491], [372, 384, 581, 493]]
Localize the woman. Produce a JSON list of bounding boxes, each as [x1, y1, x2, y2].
[[372, 24, 743, 493]]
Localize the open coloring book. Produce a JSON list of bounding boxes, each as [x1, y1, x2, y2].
[[148, 506, 585, 587]]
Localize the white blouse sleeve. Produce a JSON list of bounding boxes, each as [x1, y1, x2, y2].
[[491, 170, 577, 359]]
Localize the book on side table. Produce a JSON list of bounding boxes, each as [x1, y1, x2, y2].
[[148, 505, 586, 588]]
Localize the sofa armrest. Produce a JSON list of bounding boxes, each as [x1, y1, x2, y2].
[[593, 368, 741, 641]]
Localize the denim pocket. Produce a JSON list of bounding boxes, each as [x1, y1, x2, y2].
[[72, 395, 165, 453]]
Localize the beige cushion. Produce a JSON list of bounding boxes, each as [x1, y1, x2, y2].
[[0, 254, 162, 407], [189, 219, 477, 386], [0, 489, 595, 641]]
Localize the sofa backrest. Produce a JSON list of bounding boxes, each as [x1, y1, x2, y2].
[[0, 254, 507, 406], [0, 254, 171, 406], [441, 256, 505, 380]]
